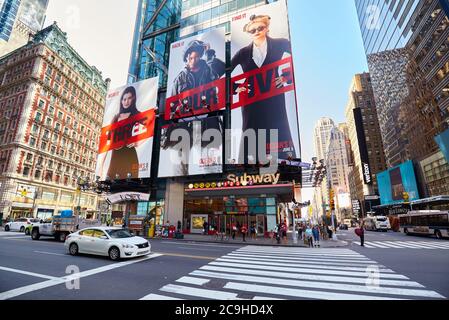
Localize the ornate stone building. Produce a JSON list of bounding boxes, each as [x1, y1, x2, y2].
[[0, 23, 109, 220]]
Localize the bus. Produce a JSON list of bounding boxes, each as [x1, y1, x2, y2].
[[363, 215, 390, 232], [398, 196, 449, 239]]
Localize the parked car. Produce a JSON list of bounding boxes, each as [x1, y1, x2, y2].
[[25, 218, 46, 235], [32, 216, 102, 242], [65, 227, 151, 261], [4, 218, 40, 232]]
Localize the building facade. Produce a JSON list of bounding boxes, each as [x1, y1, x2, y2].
[[120, 0, 303, 236], [356, 0, 449, 198], [345, 73, 387, 216], [0, 23, 109, 220], [127, 0, 182, 88], [325, 124, 352, 223], [313, 117, 335, 163], [0, 0, 49, 57]]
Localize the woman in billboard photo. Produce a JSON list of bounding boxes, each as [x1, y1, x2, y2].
[[171, 40, 219, 97], [98, 86, 140, 180], [231, 14, 296, 161]]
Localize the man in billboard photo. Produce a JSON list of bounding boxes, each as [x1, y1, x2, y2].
[[206, 49, 226, 78], [98, 86, 141, 180], [171, 40, 219, 97], [231, 14, 296, 162]]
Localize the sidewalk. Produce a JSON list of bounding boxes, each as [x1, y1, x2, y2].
[[148, 232, 349, 248]]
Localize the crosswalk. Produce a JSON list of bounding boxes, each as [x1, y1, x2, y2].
[[140, 246, 446, 300], [360, 241, 449, 249]]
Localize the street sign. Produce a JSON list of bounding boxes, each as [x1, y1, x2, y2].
[[365, 195, 380, 201]]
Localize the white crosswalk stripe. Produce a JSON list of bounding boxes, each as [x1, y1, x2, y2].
[[140, 246, 446, 300], [361, 241, 449, 249]]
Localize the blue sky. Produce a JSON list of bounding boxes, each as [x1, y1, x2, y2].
[[289, 0, 369, 162]]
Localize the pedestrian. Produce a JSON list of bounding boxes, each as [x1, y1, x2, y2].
[[203, 220, 209, 235], [297, 223, 303, 240], [312, 225, 321, 248], [358, 220, 365, 247], [241, 224, 248, 242], [281, 221, 288, 244], [231, 223, 237, 240], [250, 223, 257, 240], [305, 225, 313, 248]]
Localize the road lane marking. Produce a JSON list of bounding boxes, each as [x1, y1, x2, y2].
[[176, 276, 211, 286], [224, 282, 405, 300], [193, 267, 422, 287], [139, 294, 184, 300], [0, 266, 59, 280], [161, 242, 241, 248], [192, 270, 439, 297], [215, 257, 394, 273], [155, 252, 218, 260], [0, 253, 163, 300], [160, 284, 245, 300], [222, 254, 386, 267], [34, 251, 67, 257], [201, 263, 409, 280], [227, 253, 376, 264]]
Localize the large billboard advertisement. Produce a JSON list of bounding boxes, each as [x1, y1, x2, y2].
[[18, 0, 48, 32], [435, 128, 449, 163], [377, 160, 420, 205], [158, 116, 223, 177], [229, 0, 300, 164], [96, 77, 158, 180], [165, 27, 226, 120]]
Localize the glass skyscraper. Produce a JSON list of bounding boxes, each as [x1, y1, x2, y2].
[[0, 0, 48, 57], [0, 0, 20, 42], [355, 0, 420, 54], [127, 0, 183, 87], [128, 0, 275, 87]]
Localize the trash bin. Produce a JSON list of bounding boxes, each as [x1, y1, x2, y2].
[[175, 231, 184, 239]]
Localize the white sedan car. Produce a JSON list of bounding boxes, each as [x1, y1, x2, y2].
[[5, 218, 40, 232], [65, 227, 151, 261]]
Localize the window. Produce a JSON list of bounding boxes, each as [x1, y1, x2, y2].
[[23, 167, 30, 176], [93, 230, 107, 238], [79, 229, 95, 237]]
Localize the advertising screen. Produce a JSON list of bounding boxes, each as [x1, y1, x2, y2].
[[377, 160, 420, 205], [158, 116, 223, 177], [18, 0, 48, 32], [96, 77, 158, 180], [229, 0, 300, 164], [435, 128, 449, 163], [165, 27, 226, 120]]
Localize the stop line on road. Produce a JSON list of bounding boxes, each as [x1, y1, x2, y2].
[[360, 241, 449, 249], [141, 246, 446, 301]]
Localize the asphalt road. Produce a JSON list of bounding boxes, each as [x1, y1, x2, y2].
[[0, 229, 448, 300]]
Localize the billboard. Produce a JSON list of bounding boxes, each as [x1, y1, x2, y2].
[[229, 0, 300, 164], [96, 77, 158, 180], [353, 108, 373, 185], [377, 160, 420, 205], [165, 27, 226, 120], [435, 128, 449, 163], [18, 0, 48, 32], [158, 116, 223, 177]]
